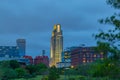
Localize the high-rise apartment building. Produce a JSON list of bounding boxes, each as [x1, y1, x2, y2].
[[17, 39, 26, 57], [50, 24, 63, 66]]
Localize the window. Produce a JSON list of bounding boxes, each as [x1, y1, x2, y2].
[[83, 60, 86, 63], [94, 54, 96, 57]]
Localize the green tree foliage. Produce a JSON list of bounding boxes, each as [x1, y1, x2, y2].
[[0, 63, 17, 79], [26, 65, 37, 75], [48, 66, 60, 80], [76, 64, 91, 76], [95, 0, 120, 60], [2, 68, 17, 79], [0, 61, 10, 68], [9, 60, 20, 69], [35, 63, 48, 75], [15, 68, 27, 78], [94, 0, 120, 79], [107, 0, 120, 9], [89, 59, 120, 79]]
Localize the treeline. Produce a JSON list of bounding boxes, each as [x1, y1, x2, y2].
[[0, 60, 48, 80]]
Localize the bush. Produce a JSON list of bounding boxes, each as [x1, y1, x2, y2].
[[41, 76, 48, 80], [68, 77, 75, 80], [78, 76, 86, 80], [15, 68, 27, 78], [48, 66, 60, 80], [1, 68, 17, 79]]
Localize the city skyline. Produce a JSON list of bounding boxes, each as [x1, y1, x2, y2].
[[0, 0, 118, 57]]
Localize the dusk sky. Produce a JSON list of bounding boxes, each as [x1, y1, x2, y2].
[[0, 0, 117, 57]]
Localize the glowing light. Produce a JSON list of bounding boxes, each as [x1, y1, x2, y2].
[[54, 25, 57, 30], [57, 24, 61, 32], [94, 54, 96, 57]]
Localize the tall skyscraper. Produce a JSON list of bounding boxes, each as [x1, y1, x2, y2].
[[17, 39, 26, 57], [50, 24, 63, 66]]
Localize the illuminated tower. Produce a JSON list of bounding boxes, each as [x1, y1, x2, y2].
[[50, 24, 63, 66], [17, 39, 26, 57]]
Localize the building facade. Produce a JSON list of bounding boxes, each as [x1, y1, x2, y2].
[[0, 46, 19, 58], [50, 24, 63, 67], [17, 39, 26, 57], [23, 55, 33, 64], [71, 47, 104, 67], [0, 39, 26, 58], [34, 56, 49, 67]]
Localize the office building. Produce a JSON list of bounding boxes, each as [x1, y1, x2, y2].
[[50, 24, 63, 66], [17, 39, 26, 57]]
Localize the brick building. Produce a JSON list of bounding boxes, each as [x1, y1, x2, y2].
[[71, 47, 104, 67], [23, 55, 33, 64], [34, 56, 49, 67]]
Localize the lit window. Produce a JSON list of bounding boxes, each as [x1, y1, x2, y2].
[[94, 54, 96, 57], [65, 52, 67, 55], [83, 60, 86, 63]]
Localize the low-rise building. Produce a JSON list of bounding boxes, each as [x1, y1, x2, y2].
[[71, 47, 104, 67], [34, 50, 49, 67], [23, 55, 33, 64]]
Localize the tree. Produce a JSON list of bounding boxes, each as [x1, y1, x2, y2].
[[94, 0, 120, 79], [9, 60, 20, 69], [48, 66, 60, 80], [35, 63, 48, 75], [15, 68, 27, 78], [2, 68, 17, 79], [26, 65, 37, 75], [0, 61, 10, 68], [95, 0, 120, 60]]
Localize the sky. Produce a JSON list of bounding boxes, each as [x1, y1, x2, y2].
[[0, 0, 117, 58]]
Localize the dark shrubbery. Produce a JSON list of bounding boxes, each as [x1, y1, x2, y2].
[[0, 60, 48, 79], [48, 66, 60, 80]]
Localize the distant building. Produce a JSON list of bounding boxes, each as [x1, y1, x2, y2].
[[23, 55, 33, 64], [17, 39, 26, 57], [0, 46, 19, 58], [56, 62, 71, 68], [34, 50, 49, 67], [50, 24, 63, 67], [0, 39, 26, 58], [70, 47, 104, 67]]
